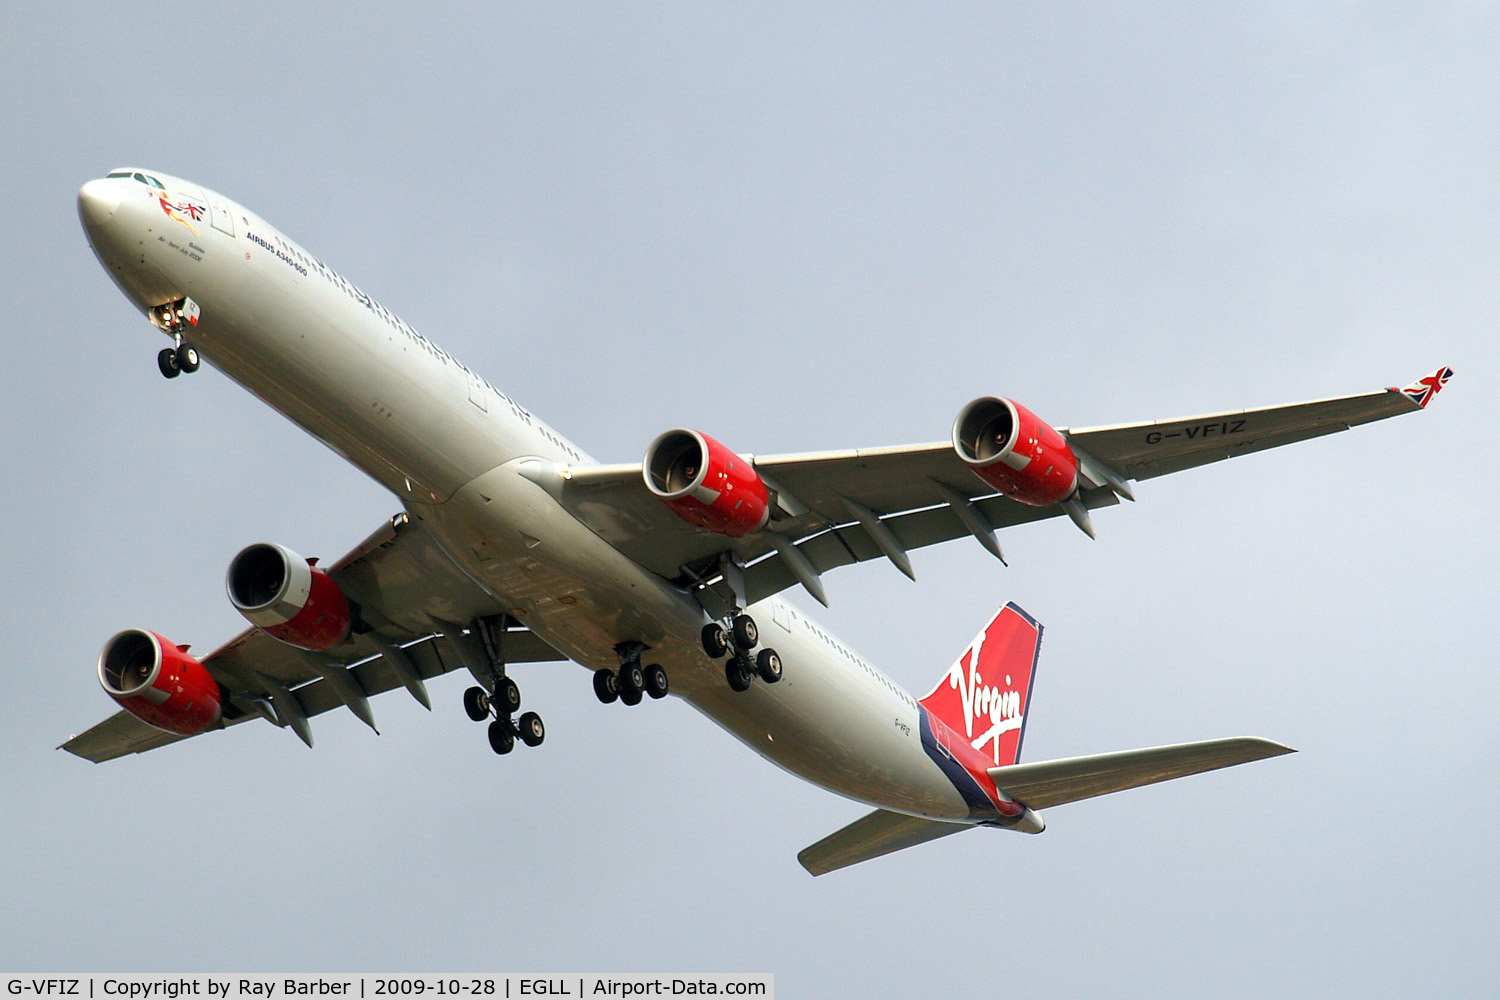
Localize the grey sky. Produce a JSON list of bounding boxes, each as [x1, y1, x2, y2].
[[2, 3, 1493, 995]]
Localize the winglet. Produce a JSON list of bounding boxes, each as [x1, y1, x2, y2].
[[1393, 366, 1454, 409]]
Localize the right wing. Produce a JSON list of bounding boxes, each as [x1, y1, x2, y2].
[[558, 369, 1450, 607], [61, 514, 567, 763]]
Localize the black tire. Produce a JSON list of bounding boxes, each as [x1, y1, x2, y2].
[[496, 676, 521, 714], [593, 669, 619, 704], [157, 347, 181, 379], [176, 343, 200, 373], [756, 648, 783, 684], [618, 660, 645, 696], [644, 663, 669, 699], [487, 719, 515, 755], [725, 654, 753, 693], [619, 685, 643, 707], [463, 686, 490, 722], [700, 622, 729, 658], [732, 614, 758, 650], [517, 711, 545, 747]]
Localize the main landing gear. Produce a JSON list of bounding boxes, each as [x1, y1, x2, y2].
[[701, 613, 782, 693], [464, 681, 545, 755], [593, 642, 670, 707], [458, 616, 544, 756], [151, 299, 202, 379]]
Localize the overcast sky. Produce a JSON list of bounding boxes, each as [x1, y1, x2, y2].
[[1, 3, 1494, 995]]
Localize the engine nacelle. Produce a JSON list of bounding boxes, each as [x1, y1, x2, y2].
[[98, 629, 222, 736], [644, 429, 770, 538], [952, 397, 1080, 507], [226, 542, 352, 652]]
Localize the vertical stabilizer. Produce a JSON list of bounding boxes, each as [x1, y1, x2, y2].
[[919, 602, 1042, 768]]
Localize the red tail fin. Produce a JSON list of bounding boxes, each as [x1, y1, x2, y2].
[[919, 602, 1042, 768]]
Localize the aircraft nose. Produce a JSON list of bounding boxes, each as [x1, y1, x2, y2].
[[77, 178, 122, 231]]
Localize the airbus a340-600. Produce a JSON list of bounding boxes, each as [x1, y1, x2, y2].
[[69, 168, 1450, 875]]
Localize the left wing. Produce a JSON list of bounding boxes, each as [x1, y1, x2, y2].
[[62, 514, 567, 762], [556, 368, 1450, 607]]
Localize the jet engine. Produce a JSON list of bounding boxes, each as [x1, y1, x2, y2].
[[952, 397, 1080, 507], [226, 542, 352, 651], [644, 429, 770, 538], [98, 629, 222, 736]]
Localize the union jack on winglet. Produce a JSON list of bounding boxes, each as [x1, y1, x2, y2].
[[1397, 366, 1454, 409]]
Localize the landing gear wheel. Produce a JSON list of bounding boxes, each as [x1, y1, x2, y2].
[[517, 711, 545, 747], [496, 676, 522, 715], [731, 614, 759, 651], [157, 347, 181, 379], [175, 343, 200, 373], [644, 663, 669, 699], [756, 648, 783, 684], [701, 623, 729, 658], [618, 660, 645, 698], [726, 653, 753, 693], [619, 684, 643, 707], [463, 686, 490, 722], [593, 669, 619, 704], [487, 719, 515, 755]]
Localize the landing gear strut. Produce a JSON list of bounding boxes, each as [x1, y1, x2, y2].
[[455, 616, 545, 756], [594, 642, 669, 708]]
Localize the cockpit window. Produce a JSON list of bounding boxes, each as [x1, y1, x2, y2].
[[106, 171, 166, 190]]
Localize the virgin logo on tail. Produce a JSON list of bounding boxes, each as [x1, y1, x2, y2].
[[920, 603, 1041, 768]]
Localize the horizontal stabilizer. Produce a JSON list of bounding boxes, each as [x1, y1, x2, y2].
[[988, 736, 1294, 810], [798, 808, 969, 877]]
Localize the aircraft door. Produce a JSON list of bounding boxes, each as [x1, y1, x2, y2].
[[209, 194, 235, 236]]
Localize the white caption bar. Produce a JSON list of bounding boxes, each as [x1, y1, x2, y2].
[[2, 978, 772, 1000]]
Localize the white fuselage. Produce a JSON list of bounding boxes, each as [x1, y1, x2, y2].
[[78, 170, 973, 821]]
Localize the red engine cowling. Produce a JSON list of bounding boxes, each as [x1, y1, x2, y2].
[[952, 397, 1080, 507], [226, 542, 351, 651], [98, 629, 222, 736], [644, 429, 770, 538]]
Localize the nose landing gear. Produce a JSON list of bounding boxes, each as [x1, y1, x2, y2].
[[150, 298, 202, 379]]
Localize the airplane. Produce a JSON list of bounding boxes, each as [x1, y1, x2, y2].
[[68, 167, 1451, 875]]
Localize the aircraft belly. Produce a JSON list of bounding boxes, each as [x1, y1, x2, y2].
[[413, 467, 968, 818]]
